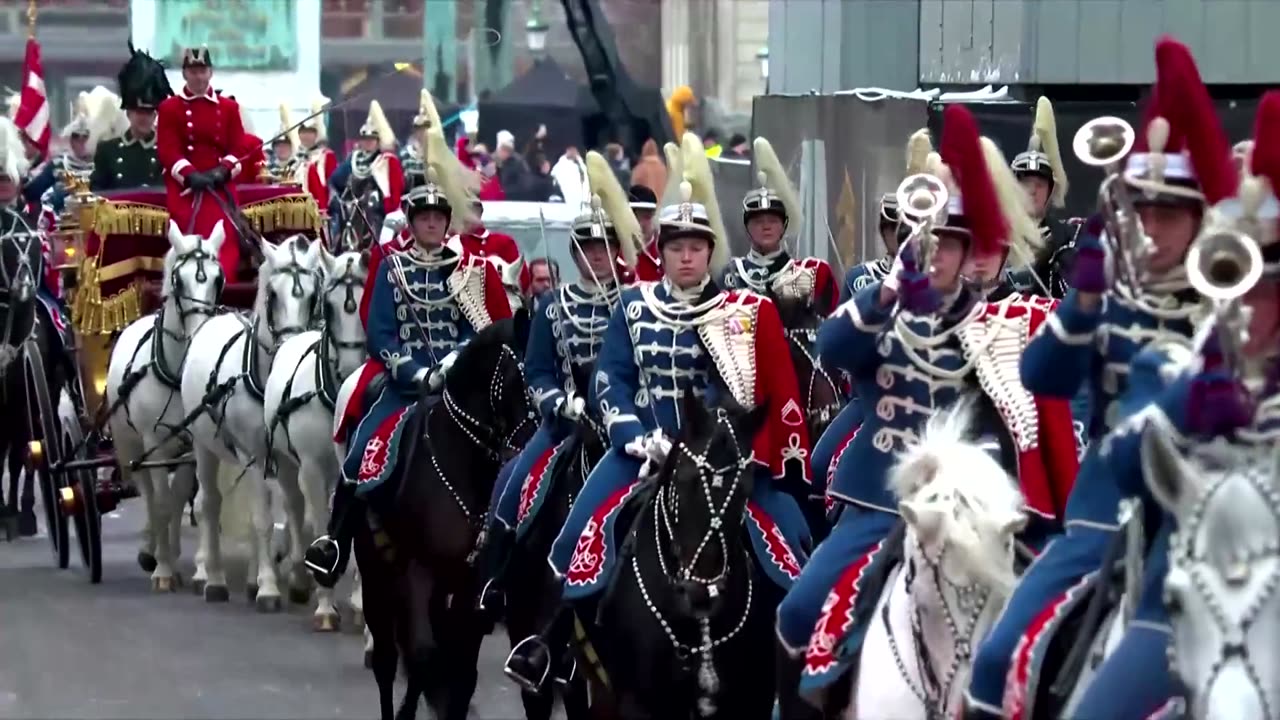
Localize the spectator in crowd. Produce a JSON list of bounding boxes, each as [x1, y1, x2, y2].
[[630, 139, 666, 201], [496, 129, 532, 199], [605, 142, 631, 187], [528, 257, 559, 296], [524, 124, 548, 168], [702, 129, 723, 158], [551, 145, 590, 209], [475, 151, 506, 201], [720, 133, 750, 160]]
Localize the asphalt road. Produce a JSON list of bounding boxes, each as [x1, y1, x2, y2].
[[0, 485, 552, 720]]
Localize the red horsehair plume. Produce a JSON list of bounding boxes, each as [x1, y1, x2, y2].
[[941, 104, 1006, 257], [1155, 35, 1237, 204]]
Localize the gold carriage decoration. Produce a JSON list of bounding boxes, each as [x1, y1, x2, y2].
[[63, 181, 322, 336]]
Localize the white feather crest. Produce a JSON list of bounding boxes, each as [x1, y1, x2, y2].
[[680, 131, 730, 272], [752, 136, 802, 227], [307, 97, 328, 143], [367, 100, 396, 150], [1032, 96, 1068, 207], [84, 86, 127, 151], [981, 137, 1044, 269], [906, 128, 933, 175], [661, 141, 684, 205], [0, 116, 29, 180], [586, 150, 641, 267]]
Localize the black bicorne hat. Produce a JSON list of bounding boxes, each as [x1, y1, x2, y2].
[[628, 184, 657, 211], [182, 46, 213, 69], [118, 41, 174, 111]]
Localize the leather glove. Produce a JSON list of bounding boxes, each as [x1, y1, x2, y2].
[[1069, 215, 1109, 293], [425, 350, 459, 392], [895, 240, 940, 315], [624, 435, 650, 460], [208, 165, 231, 186], [881, 240, 910, 294], [185, 171, 212, 191], [1187, 368, 1253, 438], [642, 430, 672, 464], [557, 393, 586, 421]]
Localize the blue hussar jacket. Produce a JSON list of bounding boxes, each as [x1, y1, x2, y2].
[[1020, 288, 1199, 441], [328, 157, 352, 211], [526, 280, 618, 430], [817, 281, 973, 509], [591, 278, 725, 450], [366, 244, 495, 392], [838, 257, 893, 305]]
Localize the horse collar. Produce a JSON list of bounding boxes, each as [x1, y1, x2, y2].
[[240, 317, 267, 402], [150, 310, 183, 390]]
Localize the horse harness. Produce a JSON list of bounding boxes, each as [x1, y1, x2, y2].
[[0, 209, 40, 376], [879, 535, 992, 720]]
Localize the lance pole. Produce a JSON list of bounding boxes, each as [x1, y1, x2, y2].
[[26, 0, 36, 39]]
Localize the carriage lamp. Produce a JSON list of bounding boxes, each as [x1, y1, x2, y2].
[[526, 0, 549, 55], [58, 485, 81, 516], [94, 374, 107, 396], [26, 439, 42, 470]]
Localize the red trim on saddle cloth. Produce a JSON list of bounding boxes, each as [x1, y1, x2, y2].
[[1003, 573, 1095, 720], [1146, 697, 1185, 720], [516, 443, 559, 525], [565, 479, 643, 588], [823, 422, 862, 514], [334, 362, 384, 442], [355, 406, 410, 484], [745, 501, 802, 581], [803, 539, 886, 677]]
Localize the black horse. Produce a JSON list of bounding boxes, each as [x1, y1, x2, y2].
[[502, 413, 602, 720], [354, 318, 537, 720], [0, 228, 64, 539], [574, 387, 794, 720], [332, 167, 388, 253]]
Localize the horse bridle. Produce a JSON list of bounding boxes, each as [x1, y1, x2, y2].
[[1166, 464, 1280, 720], [167, 245, 224, 329], [321, 257, 367, 357], [0, 227, 38, 373]]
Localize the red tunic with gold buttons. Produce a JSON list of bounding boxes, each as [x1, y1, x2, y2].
[[303, 146, 337, 208], [156, 86, 249, 280]]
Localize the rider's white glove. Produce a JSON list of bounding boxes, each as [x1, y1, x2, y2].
[[557, 392, 586, 421], [624, 435, 649, 461], [642, 430, 672, 463], [881, 241, 909, 294], [426, 350, 459, 392]]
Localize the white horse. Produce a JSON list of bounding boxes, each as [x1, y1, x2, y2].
[[851, 397, 1027, 720], [1142, 417, 1280, 720], [180, 234, 323, 611], [262, 247, 369, 630], [105, 220, 227, 591]]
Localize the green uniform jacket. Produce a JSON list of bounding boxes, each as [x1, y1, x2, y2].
[[90, 133, 163, 191]]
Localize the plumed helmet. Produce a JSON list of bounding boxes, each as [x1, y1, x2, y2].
[[668, 131, 729, 271], [584, 151, 641, 266], [404, 167, 453, 222], [1011, 97, 1069, 207], [413, 89, 441, 130], [300, 96, 327, 143], [117, 42, 173, 111], [62, 93, 92, 139], [880, 128, 935, 228], [181, 45, 212, 69], [360, 100, 396, 151]]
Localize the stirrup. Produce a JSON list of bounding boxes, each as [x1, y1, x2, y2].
[[553, 656, 577, 687], [303, 535, 340, 575], [504, 635, 552, 693], [478, 577, 503, 612]]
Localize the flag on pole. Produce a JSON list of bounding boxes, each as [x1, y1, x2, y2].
[[14, 37, 49, 155]]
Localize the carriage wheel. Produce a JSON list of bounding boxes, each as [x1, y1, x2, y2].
[[60, 415, 102, 583], [23, 342, 69, 570]]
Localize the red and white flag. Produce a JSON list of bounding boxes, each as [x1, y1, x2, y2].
[[13, 37, 49, 155]]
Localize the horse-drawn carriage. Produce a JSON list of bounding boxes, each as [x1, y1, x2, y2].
[[25, 176, 321, 583]]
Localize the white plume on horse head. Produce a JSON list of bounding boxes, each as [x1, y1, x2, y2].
[[892, 395, 1027, 593], [1140, 417, 1280, 720], [0, 116, 29, 180]]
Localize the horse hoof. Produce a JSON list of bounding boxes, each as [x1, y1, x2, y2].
[[151, 575, 177, 593], [313, 613, 340, 632], [137, 551, 157, 573], [246, 584, 258, 602], [204, 585, 230, 603], [255, 594, 283, 613], [364, 649, 373, 670], [192, 579, 206, 595], [289, 586, 312, 605], [351, 609, 365, 629]]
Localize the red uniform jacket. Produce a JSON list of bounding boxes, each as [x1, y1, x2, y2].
[[455, 226, 531, 293], [304, 147, 337, 208], [156, 86, 249, 281], [633, 237, 663, 282], [369, 151, 404, 216]]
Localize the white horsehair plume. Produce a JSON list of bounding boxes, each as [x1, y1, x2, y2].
[[1032, 97, 1068, 207], [680, 131, 730, 272], [85, 85, 127, 150], [367, 99, 396, 151], [586, 150, 641, 266], [426, 130, 479, 232], [309, 97, 328, 143], [905, 128, 933, 175], [418, 88, 444, 132], [926, 151, 954, 189], [662, 141, 684, 205], [4, 90, 18, 122], [278, 103, 301, 154], [981, 137, 1044, 268], [0, 116, 30, 180], [752, 136, 802, 228]]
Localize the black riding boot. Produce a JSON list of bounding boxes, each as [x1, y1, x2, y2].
[[477, 524, 515, 615], [775, 641, 823, 720], [305, 480, 356, 588], [504, 605, 572, 693], [17, 475, 36, 537]]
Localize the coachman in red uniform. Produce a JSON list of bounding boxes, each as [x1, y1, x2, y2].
[[300, 97, 336, 209], [627, 184, 662, 281], [155, 46, 250, 281]]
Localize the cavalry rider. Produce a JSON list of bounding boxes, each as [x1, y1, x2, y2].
[[788, 106, 1079, 703], [505, 175, 815, 692], [811, 130, 929, 498], [35, 96, 99, 215], [1007, 97, 1078, 298], [266, 107, 296, 180], [90, 44, 168, 192], [964, 39, 1210, 720], [155, 45, 251, 282], [400, 90, 433, 192], [629, 184, 663, 281], [1055, 42, 1264, 720], [479, 179, 636, 611], [306, 169, 511, 582], [327, 100, 404, 249], [297, 99, 336, 210]]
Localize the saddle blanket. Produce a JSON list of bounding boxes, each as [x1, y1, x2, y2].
[[342, 384, 416, 497], [514, 436, 573, 539], [563, 477, 809, 601]]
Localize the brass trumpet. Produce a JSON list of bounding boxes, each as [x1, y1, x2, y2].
[[895, 173, 950, 273], [1072, 116, 1150, 292], [1186, 227, 1263, 303]]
